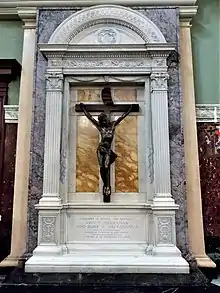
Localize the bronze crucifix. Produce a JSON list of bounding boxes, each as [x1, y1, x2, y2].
[[75, 87, 139, 202]]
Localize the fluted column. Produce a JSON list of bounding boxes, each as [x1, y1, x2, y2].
[[39, 72, 64, 205], [180, 17, 215, 268], [26, 71, 64, 259], [150, 69, 185, 263], [150, 72, 171, 197], [0, 8, 36, 267]]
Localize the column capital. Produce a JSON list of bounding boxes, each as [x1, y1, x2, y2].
[[45, 72, 64, 92], [150, 72, 169, 92], [17, 7, 36, 29], [179, 6, 198, 25]]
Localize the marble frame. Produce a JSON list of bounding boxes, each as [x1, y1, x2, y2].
[[25, 5, 189, 273], [66, 78, 147, 203]]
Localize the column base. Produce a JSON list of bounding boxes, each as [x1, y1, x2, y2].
[[152, 245, 183, 257], [0, 255, 22, 267], [32, 244, 63, 257], [194, 255, 216, 268]]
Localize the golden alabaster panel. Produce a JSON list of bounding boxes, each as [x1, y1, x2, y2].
[[77, 88, 101, 102], [115, 116, 138, 193], [113, 88, 137, 101], [76, 116, 99, 192]]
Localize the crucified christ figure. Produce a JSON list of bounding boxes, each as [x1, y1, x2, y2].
[[79, 102, 132, 202]]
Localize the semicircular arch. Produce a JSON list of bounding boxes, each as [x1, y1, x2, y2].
[[48, 5, 166, 44]]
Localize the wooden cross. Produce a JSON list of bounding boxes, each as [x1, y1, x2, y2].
[[75, 87, 139, 202], [75, 87, 139, 115]]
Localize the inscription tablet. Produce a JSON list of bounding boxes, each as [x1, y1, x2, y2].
[[73, 214, 145, 242]]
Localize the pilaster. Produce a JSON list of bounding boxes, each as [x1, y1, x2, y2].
[[0, 9, 36, 267], [150, 59, 183, 260], [30, 71, 64, 258], [39, 72, 64, 206], [150, 71, 171, 197], [179, 10, 216, 268]]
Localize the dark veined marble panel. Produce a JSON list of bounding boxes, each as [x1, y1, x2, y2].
[[197, 123, 220, 237], [0, 124, 17, 262]]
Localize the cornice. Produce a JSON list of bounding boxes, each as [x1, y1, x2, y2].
[[0, 7, 19, 19], [0, 1, 197, 8], [0, 1, 198, 19], [179, 5, 198, 22], [40, 43, 175, 52], [17, 7, 36, 19], [17, 7, 36, 27], [0, 6, 36, 21]]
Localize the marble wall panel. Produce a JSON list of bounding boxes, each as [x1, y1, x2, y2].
[[113, 88, 137, 102], [167, 49, 189, 256], [77, 88, 101, 102], [115, 116, 138, 193], [76, 116, 99, 192]]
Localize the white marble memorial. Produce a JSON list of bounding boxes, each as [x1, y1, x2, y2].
[[25, 5, 189, 273]]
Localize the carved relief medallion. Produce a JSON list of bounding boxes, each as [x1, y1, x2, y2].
[[97, 28, 118, 44]]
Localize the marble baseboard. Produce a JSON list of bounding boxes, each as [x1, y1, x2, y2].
[[1, 267, 210, 288], [0, 286, 217, 293]]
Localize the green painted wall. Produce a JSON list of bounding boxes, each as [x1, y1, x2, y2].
[[191, 0, 220, 104], [0, 21, 23, 105]]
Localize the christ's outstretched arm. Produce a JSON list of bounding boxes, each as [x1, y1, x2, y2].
[[114, 105, 133, 127], [79, 103, 99, 129]]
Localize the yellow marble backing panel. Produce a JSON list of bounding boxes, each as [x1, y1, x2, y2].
[[76, 116, 99, 192], [115, 116, 138, 192], [113, 88, 137, 101], [77, 88, 101, 102]]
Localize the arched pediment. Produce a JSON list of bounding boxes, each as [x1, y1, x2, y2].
[[48, 5, 166, 44]]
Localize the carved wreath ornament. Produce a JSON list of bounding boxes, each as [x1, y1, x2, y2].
[[97, 28, 118, 44]]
